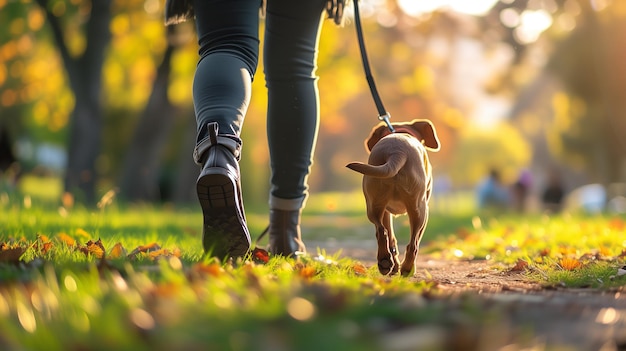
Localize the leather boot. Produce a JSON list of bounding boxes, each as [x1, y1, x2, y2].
[[194, 122, 250, 259], [268, 209, 306, 257]]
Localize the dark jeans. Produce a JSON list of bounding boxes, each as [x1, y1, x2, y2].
[[192, 0, 327, 209]]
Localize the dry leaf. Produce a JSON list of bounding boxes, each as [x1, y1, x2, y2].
[[559, 257, 582, 271], [148, 249, 177, 260], [191, 263, 224, 277], [298, 266, 317, 279], [108, 242, 127, 259], [57, 233, 76, 246], [34, 235, 53, 254], [352, 263, 368, 275], [128, 243, 161, 260], [511, 259, 529, 272], [80, 239, 106, 259]]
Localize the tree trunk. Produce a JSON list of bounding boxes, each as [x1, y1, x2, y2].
[[171, 119, 198, 204], [118, 42, 177, 202], [37, 0, 112, 205]]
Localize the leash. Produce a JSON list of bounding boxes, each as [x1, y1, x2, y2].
[[254, 1, 393, 250], [353, 0, 394, 133]]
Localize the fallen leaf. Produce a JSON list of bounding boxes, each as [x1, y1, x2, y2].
[[559, 257, 582, 271], [108, 242, 127, 259], [79, 239, 106, 259], [128, 243, 161, 260], [352, 263, 368, 275], [148, 248, 178, 260], [57, 233, 76, 246], [511, 259, 529, 272], [34, 235, 53, 254], [191, 262, 224, 277], [298, 265, 317, 279]]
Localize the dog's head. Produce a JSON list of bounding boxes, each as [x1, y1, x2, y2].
[[365, 119, 441, 152]]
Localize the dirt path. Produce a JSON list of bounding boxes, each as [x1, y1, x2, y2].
[[313, 242, 626, 350]]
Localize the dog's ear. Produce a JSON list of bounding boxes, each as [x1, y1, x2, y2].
[[411, 119, 440, 151], [365, 122, 392, 152]]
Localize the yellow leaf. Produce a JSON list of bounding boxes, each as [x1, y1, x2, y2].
[[298, 266, 317, 279], [559, 257, 582, 271], [57, 233, 75, 246], [108, 242, 126, 259], [80, 239, 105, 259], [192, 263, 224, 277]]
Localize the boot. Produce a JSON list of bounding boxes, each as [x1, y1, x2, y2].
[[194, 122, 250, 259], [268, 209, 306, 257]]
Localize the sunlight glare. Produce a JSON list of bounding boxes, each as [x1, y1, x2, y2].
[[0, 293, 8, 317], [399, 0, 499, 17], [17, 301, 36, 333], [596, 308, 619, 325], [287, 297, 316, 321], [64, 275, 77, 292], [515, 9, 553, 44]]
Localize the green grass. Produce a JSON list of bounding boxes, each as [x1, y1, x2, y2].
[[1, 187, 625, 350]]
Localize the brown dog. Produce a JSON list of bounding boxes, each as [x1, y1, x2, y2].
[[347, 119, 440, 276]]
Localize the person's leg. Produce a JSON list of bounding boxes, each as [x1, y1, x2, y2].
[[264, 0, 327, 255], [191, 0, 260, 259]]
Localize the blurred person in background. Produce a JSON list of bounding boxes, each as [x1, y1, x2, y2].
[[511, 169, 532, 213], [541, 168, 565, 213], [476, 168, 510, 211]]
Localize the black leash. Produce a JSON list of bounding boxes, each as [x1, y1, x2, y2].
[[353, 0, 394, 133], [255, 1, 392, 248]]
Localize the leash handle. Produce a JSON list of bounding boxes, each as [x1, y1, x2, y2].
[[354, 0, 394, 133]]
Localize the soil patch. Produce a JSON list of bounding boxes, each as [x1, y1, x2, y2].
[[315, 243, 626, 350]]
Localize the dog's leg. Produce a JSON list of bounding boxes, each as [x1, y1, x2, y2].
[[382, 211, 401, 274], [367, 204, 395, 275], [400, 203, 428, 276]]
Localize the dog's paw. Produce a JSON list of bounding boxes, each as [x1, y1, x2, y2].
[[377, 257, 396, 275], [400, 265, 415, 277]]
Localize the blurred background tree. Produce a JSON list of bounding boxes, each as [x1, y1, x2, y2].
[[1, 0, 624, 208]]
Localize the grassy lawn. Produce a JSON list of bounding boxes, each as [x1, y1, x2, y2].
[[1, 180, 625, 350]]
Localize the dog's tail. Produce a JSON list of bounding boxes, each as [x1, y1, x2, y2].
[[346, 154, 407, 178]]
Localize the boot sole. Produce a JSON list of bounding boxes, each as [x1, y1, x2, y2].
[[197, 168, 251, 259]]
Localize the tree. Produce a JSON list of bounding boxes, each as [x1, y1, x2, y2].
[[117, 26, 178, 202], [34, 0, 112, 204], [546, 1, 626, 184]]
